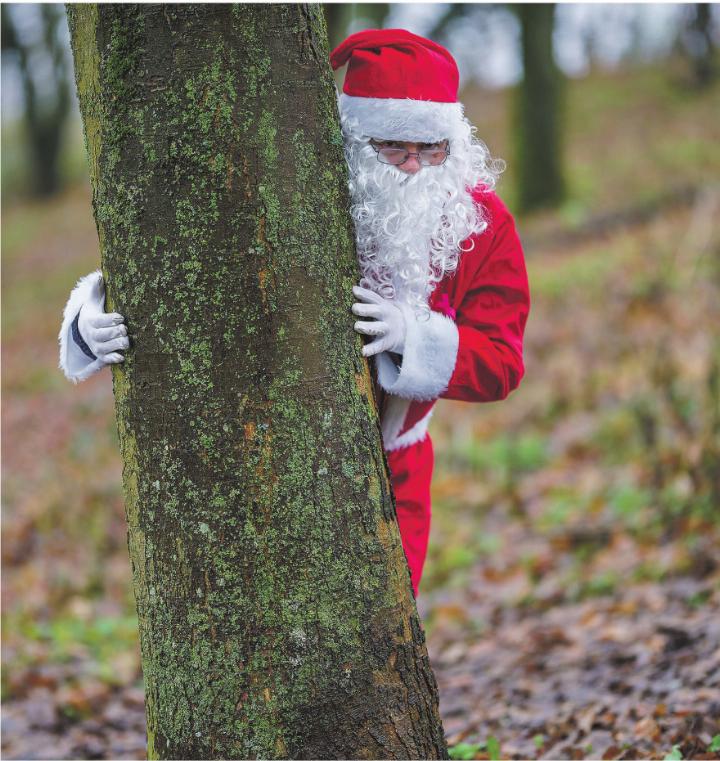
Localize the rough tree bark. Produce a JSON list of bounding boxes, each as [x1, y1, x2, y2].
[[66, 4, 448, 759]]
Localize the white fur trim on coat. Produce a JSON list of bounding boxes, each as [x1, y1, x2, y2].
[[339, 93, 465, 143], [380, 393, 411, 449], [375, 302, 459, 401], [58, 269, 108, 383], [384, 406, 435, 452]]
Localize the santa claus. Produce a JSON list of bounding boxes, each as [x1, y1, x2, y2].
[[58, 29, 530, 597]]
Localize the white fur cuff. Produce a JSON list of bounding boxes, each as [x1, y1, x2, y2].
[[339, 93, 465, 143], [384, 407, 435, 452], [375, 302, 459, 401], [58, 269, 107, 383]]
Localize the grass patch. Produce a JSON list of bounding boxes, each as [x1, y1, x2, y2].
[[442, 432, 550, 477], [448, 737, 502, 760], [607, 483, 653, 529], [537, 488, 594, 532], [2, 611, 140, 699], [528, 245, 621, 300], [26, 614, 138, 661]]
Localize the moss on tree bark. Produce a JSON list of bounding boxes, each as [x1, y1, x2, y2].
[[66, 4, 448, 758]]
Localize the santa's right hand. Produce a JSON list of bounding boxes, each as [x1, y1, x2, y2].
[[77, 301, 129, 364]]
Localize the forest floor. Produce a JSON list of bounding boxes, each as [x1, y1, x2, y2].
[[3, 64, 720, 760], [419, 188, 720, 760]]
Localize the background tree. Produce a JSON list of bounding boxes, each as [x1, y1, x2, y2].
[[513, 3, 566, 212], [679, 3, 716, 88], [1, 4, 71, 197], [426, 4, 487, 43], [426, 3, 566, 213], [323, 3, 389, 51], [66, 3, 447, 759]]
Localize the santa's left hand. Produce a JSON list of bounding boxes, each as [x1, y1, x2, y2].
[[352, 285, 406, 357]]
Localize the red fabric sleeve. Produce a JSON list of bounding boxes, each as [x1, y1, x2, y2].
[[440, 199, 530, 403]]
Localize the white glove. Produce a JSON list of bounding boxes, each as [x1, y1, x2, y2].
[[352, 285, 407, 358], [77, 276, 129, 364]]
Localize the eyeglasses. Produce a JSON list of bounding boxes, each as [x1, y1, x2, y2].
[[370, 141, 450, 167]]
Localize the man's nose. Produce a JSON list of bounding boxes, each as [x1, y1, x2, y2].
[[399, 155, 422, 174]]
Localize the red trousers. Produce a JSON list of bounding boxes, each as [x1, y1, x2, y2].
[[385, 434, 434, 597]]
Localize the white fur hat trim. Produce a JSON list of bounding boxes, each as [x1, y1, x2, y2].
[[339, 93, 465, 143]]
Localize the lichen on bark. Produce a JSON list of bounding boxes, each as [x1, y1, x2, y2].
[[67, 4, 448, 758]]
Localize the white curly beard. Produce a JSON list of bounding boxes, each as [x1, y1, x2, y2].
[[341, 109, 502, 318]]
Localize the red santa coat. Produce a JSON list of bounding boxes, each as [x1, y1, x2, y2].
[[374, 187, 530, 595]]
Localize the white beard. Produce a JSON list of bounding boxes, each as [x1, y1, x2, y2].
[[341, 114, 502, 317]]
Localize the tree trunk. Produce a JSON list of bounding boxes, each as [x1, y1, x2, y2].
[[66, 3, 448, 759], [514, 3, 565, 213], [2, 4, 71, 197], [323, 4, 389, 51], [682, 3, 716, 88], [323, 3, 356, 50]]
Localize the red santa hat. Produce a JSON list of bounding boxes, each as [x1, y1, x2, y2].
[[330, 29, 465, 144]]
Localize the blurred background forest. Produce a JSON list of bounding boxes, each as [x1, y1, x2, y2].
[[2, 3, 720, 760]]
